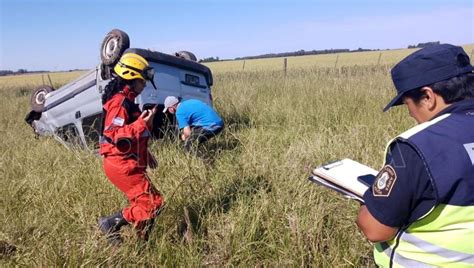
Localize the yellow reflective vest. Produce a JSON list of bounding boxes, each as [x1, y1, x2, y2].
[[373, 113, 474, 267]]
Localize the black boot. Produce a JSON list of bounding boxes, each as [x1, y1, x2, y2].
[[98, 211, 129, 246]]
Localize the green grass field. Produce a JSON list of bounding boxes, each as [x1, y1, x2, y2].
[[0, 45, 472, 266]]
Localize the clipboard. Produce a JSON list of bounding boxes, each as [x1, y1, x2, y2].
[[308, 159, 378, 203]]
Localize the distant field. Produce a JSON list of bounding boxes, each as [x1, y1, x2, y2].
[[0, 71, 86, 90], [205, 44, 474, 73], [1, 44, 472, 266]]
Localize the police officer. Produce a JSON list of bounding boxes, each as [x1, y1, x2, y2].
[[163, 96, 224, 152], [356, 44, 474, 267], [98, 52, 163, 245]]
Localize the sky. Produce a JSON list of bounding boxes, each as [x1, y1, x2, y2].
[[0, 0, 473, 71]]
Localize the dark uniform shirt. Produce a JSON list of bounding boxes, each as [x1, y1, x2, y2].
[[363, 99, 474, 228]]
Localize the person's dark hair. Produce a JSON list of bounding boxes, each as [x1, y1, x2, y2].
[[403, 72, 474, 104], [101, 76, 129, 104]]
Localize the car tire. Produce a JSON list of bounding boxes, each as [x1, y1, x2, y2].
[[100, 29, 130, 66], [30, 85, 53, 112], [175, 51, 197, 61]]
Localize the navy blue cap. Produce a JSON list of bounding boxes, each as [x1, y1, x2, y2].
[[384, 44, 474, 112]]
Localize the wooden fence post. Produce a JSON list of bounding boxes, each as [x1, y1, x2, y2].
[[283, 58, 288, 76], [242, 60, 246, 70], [377, 52, 382, 66], [334, 54, 339, 69], [47, 74, 54, 89]]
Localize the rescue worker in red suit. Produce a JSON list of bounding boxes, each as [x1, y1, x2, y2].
[[98, 52, 163, 245]]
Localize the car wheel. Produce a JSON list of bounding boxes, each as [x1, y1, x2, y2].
[[30, 85, 53, 112], [100, 29, 130, 66], [175, 51, 197, 61]]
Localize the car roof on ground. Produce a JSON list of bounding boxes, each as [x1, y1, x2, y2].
[[125, 48, 213, 86]]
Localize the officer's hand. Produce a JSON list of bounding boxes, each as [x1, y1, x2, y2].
[[141, 107, 157, 128]]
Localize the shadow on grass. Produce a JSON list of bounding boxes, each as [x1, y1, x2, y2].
[[176, 174, 271, 241], [193, 135, 241, 165], [0, 240, 17, 258], [175, 130, 243, 167], [223, 110, 252, 132]]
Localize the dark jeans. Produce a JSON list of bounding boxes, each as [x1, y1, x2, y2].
[[184, 126, 223, 152]]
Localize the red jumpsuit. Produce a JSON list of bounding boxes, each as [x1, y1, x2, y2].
[[99, 86, 163, 230]]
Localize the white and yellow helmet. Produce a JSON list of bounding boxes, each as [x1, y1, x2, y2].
[[114, 52, 155, 81]]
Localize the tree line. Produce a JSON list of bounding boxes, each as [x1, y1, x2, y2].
[[407, 41, 440, 49], [0, 69, 85, 76], [235, 48, 357, 60], [0, 69, 31, 76], [199, 41, 441, 62], [0, 69, 51, 76]]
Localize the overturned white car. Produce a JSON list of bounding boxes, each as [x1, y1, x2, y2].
[[25, 29, 213, 149]]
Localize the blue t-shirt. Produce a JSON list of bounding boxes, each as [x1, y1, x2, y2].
[[363, 142, 436, 227], [175, 99, 224, 131], [363, 100, 474, 228]]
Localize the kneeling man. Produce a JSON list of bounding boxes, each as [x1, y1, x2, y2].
[[163, 96, 224, 151]]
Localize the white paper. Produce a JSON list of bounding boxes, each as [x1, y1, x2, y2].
[[309, 158, 378, 200], [308, 175, 365, 203]]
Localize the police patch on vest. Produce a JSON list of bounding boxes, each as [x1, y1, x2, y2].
[[373, 165, 397, 197]]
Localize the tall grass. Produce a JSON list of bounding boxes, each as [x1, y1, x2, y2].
[[2, 61, 416, 266]]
